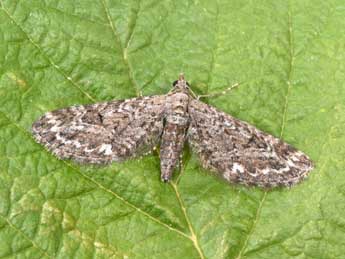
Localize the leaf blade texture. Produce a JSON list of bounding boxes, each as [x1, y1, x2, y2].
[[1, 0, 345, 258]]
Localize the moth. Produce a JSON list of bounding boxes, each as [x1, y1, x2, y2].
[[32, 74, 313, 188]]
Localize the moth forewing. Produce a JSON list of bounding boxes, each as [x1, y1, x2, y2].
[[32, 96, 167, 164], [187, 99, 313, 188]]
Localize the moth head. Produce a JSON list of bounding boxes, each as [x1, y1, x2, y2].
[[172, 73, 190, 90]]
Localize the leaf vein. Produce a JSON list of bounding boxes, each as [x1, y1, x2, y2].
[[0, 214, 53, 259], [235, 192, 267, 259], [280, 6, 294, 138], [171, 183, 206, 259], [100, 0, 141, 96], [206, 0, 220, 96], [0, 3, 97, 103]]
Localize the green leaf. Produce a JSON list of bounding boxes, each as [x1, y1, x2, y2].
[[1, 0, 344, 258]]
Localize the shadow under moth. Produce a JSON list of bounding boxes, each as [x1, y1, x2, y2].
[[32, 74, 313, 188]]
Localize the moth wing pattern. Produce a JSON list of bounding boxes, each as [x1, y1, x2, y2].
[[187, 99, 313, 188], [32, 95, 167, 164]]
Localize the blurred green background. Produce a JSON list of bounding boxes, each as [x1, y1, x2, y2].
[[0, 0, 344, 258]]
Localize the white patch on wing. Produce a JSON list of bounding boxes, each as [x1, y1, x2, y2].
[[281, 166, 291, 173], [71, 125, 85, 131], [233, 162, 244, 173], [73, 141, 81, 148], [50, 125, 60, 132], [99, 144, 113, 155], [287, 159, 295, 167], [47, 118, 57, 124], [84, 147, 94, 153], [56, 133, 63, 141], [261, 168, 270, 175]]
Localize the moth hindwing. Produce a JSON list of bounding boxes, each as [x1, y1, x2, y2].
[[32, 74, 313, 188]]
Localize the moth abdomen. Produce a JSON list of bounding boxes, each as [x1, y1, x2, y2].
[[159, 120, 188, 182]]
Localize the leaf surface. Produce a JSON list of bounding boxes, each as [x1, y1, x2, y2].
[[1, 0, 345, 258]]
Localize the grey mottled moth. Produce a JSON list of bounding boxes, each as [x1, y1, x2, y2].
[[32, 74, 313, 188]]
